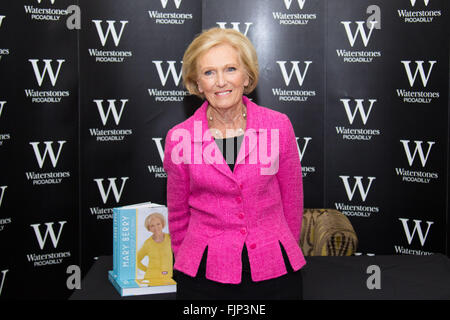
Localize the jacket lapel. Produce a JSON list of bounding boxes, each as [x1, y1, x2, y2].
[[190, 97, 260, 179], [235, 97, 259, 167], [191, 101, 234, 179]]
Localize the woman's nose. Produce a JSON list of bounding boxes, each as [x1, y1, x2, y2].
[[216, 71, 226, 87]]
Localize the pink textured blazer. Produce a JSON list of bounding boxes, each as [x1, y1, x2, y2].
[[163, 96, 305, 284]]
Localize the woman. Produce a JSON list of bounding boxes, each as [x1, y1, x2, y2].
[[136, 213, 176, 286], [163, 27, 305, 299]]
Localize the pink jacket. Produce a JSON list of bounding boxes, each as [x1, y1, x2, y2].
[[163, 96, 305, 284]]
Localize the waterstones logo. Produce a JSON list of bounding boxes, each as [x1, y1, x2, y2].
[[31, 221, 66, 249], [335, 176, 379, 218], [395, 218, 434, 255], [272, 61, 316, 102], [0, 101, 11, 147], [148, 61, 189, 102], [395, 140, 438, 184], [335, 98, 381, 141], [272, 0, 317, 25], [397, 0, 441, 23], [216, 22, 253, 36], [148, 138, 167, 179], [396, 60, 439, 104], [24, 1, 69, 22], [28, 221, 71, 267], [148, 0, 193, 25], [94, 177, 129, 204], [91, 177, 129, 220], [88, 20, 132, 63], [0, 16, 10, 63], [337, 6, 381, 63], [26, 59, 70, 103], [89, 99, 133, 142], [27, 141, 71, 185], [296, 137, 315, 178]]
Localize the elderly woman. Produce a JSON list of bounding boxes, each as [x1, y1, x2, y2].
[[163, 27, 305, 299], [136, 213, 176, 286]]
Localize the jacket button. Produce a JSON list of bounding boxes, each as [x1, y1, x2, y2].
[[240, 228, 247, 235], [235, 196, 242, 203], [250, 243, 256, 250]]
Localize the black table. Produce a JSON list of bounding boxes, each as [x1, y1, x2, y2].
[[69, 254, 450, 300]]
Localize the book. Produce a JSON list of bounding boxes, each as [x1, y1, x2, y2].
[[108, 271, 176, 297], [109, 201, 176, 296]]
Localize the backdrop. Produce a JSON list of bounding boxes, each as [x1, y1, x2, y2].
[[0, 0, 448, 299]]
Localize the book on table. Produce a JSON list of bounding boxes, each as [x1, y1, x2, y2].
[[109, 201, 176, 296]]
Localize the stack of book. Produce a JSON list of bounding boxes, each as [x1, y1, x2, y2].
[[108, 202, 177, 297]]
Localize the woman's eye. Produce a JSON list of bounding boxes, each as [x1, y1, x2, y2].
[[204, 70, 213, 76], [227, 67, 236, 72]]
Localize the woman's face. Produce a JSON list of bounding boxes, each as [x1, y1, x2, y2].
[[148, 217, 163, 235], [196, 43, 249, 111]]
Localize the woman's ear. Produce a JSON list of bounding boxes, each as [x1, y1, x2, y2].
[[197, 81, 204, 93], [244, 72, 250, 88]]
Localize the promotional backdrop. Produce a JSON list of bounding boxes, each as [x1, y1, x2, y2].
[[0, 0, 448, 299]]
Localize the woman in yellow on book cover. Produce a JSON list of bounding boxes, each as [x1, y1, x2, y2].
[[136, 212, 176, 286]]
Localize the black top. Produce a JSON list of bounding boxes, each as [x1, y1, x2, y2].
[[214, 135, 244, 173]]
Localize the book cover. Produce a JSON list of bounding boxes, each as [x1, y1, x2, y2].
[[110, 202, 176, 296]]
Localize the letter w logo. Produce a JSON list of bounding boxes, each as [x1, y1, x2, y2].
[[0, 186, 6, 208], [399, 218, 433, 246], [295, 137, 311, 162], [216, 22, 253, 36], [30, 221, 67, 250], [401, 60, 436, 88], [152, 138, 165, 163], [94, 99, 128, 125], [339, 176, 375, 202], [283, 0, 306, 10], [0, 269, 7, 296], [36, 0, 56, 4], [28, 59, 65, 87], [409, 0, 430, 6], [94, 177, 129, 204], [341, 21, 377, 47], [400, 140, 435, 167], [152, 61, 183, 86], [29, 141, 66, 169], [277, 61, 312, 87], [0, 101, 6, 118], [92, 20, 128, 47], [340, 99, 376, 125], [160, 0, 183, 9]]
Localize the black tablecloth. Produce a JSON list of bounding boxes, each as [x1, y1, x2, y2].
[[69, 254, 450, 300]]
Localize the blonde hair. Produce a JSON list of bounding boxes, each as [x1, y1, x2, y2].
[[182, 27, 259, 98], [144, 213, 166, 231]]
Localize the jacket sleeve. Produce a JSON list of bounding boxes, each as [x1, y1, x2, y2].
[[163, 128, 191, 258], [276, 114, 304, 242]]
